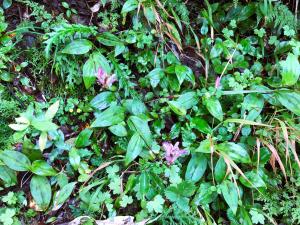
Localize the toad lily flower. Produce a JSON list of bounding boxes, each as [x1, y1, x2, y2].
[[97, 67, 117, 88], [163, 142, 187, 165]]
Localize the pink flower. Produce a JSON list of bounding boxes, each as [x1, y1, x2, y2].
[[97, 67, 117, 88], [215, 76, 221, 89], [163, 142, 187, 165]]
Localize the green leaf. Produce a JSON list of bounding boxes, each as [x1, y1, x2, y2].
[[75, 129, 93, 148], [121, 0, 138, 14], [217, 142, 251, 163], [193, 182, 217, 205], [185, 153, 207, 182], [91, 105, 125, 127], [128, 116, 153, 148], [109, 124, 127, 137], [275, 91, 300, 116], [241, 94, 264, 121], [90, 91, 116, 110], [214, 157, 227, 183], [30, 175, 52, 211], [147, 68, 164, 88], [146, 195, 165, 213], [196, 139, 211, 153], [190, 118, 212, 134], [139, 172, 150, 197], [0, 166, 17, 187], [280, 53, 300, 86], [30, 160, 57, 176], [144, 7, 156, 23], [69, 148, 81, 170], [120, 195, 133, 207], [239, 171, 266, 188], [125, 133, 145, 165], [123, 99, 148, 115], [45, 101, 60, 120], [8, 123, 29, 131], [39, 132, 48, 152], [204, 97, 223, 121], [175, 65, 195, 86], [221, 181, 238, 215], [52, 182, 76, 211], [0, 150, 31, 171], [165, 181, 196, 212], [97, 32, 123, 46], [250, 208, 265, 224], [31, 119, 58, 131], [62, 39, 93, 55], [176, 92, 198, 110], [168, 101, 186, 116], [82, 52, 111, 89]]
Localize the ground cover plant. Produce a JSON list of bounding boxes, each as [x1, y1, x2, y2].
[[0, 0, 299, 224]]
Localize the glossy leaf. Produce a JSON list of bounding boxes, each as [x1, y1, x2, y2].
[[0, 150, 31, 171], [185, 153, 207, 182], [109, 124, 128, 137], [190, 118, 212, 134], [91, 105, 125, 127], [275, 91, 300, 116], [280, 53, 300, 86], [221, 181, 238, 215], [52, 182, 76, 211], [97, 32, 123, 46], [69, 148, 81, 170], [125, 133, 145, 165], [30, 175, 52, 211], [214, 157, 227, 183], [90, 91, 116, 110], [239, 171, 266, 188], [121, 0, 138, 14], [62, 39, 93, 55], [204, 97, 223, 121], [0, 166, 17, 187], [128, 116, 153, 148], [30, 160, 57, 176], [217, 142, 251, 163], [75, 129, 93, 148]]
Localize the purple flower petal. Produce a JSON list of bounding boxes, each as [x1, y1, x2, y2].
[[97, 67, 107, 85], [163, 141, 187, 165], [215, 76, 221, 89]]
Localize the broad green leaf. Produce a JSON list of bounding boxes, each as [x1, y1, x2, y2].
[[175, 65, 195, 86], [82, 52, 111, 89], [193, 182, 217, 205], [204, 97, 223, 121], [144, 7, 156, 23], [30, 160, 57, 176], [217, 142, 251, 163], [168, 101, 186, 116], [75, 129, 93, 148], [22, 137, 42, 161], [31, 119, 58, 131], [90, 91, 116, 110], [185, 153, 207, 182], [280, 53, 300, 86], [121, 0, 138, 14], [0, 166, 17, 187], [91, 105, 125, 127], [115, 44, 126, 56], [125, 133, 145, 165], [128, 116, 153, 148], [69, 148, 81, 170], [190, 118, 212, 134], [123, 99, 148, 115], [109, 124, 127, 137], [275, 91, 300, 116], [45, 101, 60, 120], [62, 39, 93, 55], [241, 94, 264, 121], [176, 92, 198, 110], [139, 172, 150, 196], [196, 139, 211, 153], [39, 132, 48, 152], [30, 175, 52, 211], [224, 118, 272, 127], [214, 157, 226, 183], [221, 181, 238, 215], [239, 171, 266, 188], [97, 32, 123, 46], [52, 182, 76, 211], [8, 123, 29, 131], [147, 68, 164, 88], [0, 150, 31, 171]]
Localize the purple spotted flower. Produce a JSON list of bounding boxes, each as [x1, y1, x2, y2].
[[215, 76, 221, 89], [163, 142, 187, 165], [97, 67, 117, 88]]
